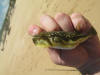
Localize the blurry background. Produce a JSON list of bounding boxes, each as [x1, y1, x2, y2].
[[0, 0, 100, 75]]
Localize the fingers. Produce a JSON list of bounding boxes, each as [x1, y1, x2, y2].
[[40, 13, 91, 33], [28, 25, 43, 36], [55, 13, 74, 32], [40, 15, 61, 32], [28, 13, 92, 36], [71, 13, 91, 32]]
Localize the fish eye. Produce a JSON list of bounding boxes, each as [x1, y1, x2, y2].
[[71, 37, 78, 41]]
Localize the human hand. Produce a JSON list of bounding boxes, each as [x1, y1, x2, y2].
[[28, 13, 100, 74]]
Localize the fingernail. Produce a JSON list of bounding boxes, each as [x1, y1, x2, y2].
[[28, 25, 40, 36], [76, 24, 83, 31], [32, 28, 38, 35]]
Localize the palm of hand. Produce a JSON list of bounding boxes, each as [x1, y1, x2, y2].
[[48, 35, 100, 68]]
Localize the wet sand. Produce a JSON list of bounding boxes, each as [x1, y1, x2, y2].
[[0, 0, 100, 75]]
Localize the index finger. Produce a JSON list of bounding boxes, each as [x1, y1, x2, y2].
[[28, 25, 43, 36]]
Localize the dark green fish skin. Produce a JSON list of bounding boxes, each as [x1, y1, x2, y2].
[[32, 27, 97, 49]]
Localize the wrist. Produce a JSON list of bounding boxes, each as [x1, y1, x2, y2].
[[78, 58, 100, 75]]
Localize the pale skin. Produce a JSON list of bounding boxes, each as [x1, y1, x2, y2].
[[28, 13, 100, 75]]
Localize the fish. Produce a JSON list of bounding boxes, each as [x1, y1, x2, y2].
[[32, 27, 97, 50]]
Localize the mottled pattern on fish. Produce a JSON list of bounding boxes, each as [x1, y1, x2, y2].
[[32, 27, 97, 50]]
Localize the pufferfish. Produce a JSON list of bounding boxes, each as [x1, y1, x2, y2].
[[32, 27, 97, 50]]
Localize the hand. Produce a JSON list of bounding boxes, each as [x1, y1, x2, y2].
[[28, 13, 100, 74]]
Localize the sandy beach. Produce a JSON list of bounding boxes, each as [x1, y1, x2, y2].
[[0, 0, 100, 75]]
